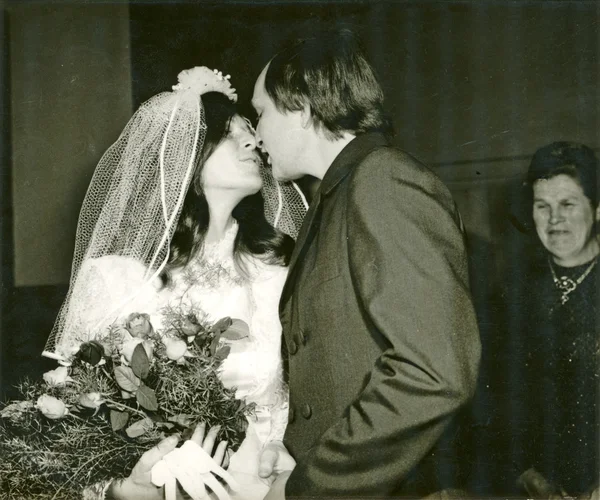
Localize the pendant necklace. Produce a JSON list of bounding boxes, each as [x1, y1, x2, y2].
[[548, 256, 598, 305]]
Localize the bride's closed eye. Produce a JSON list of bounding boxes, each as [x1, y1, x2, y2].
[[242, 117, 256, 135]]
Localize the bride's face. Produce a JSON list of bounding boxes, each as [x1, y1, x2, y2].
[[201, 115, 263, 194]]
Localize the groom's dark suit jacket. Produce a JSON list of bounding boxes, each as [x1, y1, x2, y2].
[[280, 133, 481, 498]]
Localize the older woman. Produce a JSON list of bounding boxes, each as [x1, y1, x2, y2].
[[502, 141, 599, 498]]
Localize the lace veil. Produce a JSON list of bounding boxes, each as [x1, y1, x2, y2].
[[44, 68, 307, 360]]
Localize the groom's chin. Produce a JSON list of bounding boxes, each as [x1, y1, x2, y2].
[[271, 167, 289, 183], [272, 166, 299, 184]]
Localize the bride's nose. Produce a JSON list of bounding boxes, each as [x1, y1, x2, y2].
[[241, 132, 257, 150]]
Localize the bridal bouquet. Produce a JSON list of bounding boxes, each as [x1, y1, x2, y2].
[[0, 307, 253, 499]]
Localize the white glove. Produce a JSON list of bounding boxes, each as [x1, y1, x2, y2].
[[151, 440, 240, 500]]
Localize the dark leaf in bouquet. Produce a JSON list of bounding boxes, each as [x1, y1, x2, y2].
[[156, 421, 176, 430], [78, 341, 104, 366], [110, 409, 130, 431], [167, 414, 194, 428], [115, 366, 141, 392], [211, 317, 232, 334], [193, 332, 209, 348], [214, 345, 231, 363], [221, 319, 250, 341], [136, 383, 158, 411], [148, 412, 166, 423], [234, 400, 246, 415], [131, 343, 150, 380], [179, 314, 204, 337], [209, 333, 222, 356], [121, 390, 134, 399], [237, 414, 249, 433], [125, 417, 154, 438]]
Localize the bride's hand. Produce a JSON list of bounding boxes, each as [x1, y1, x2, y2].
[[108, 423, 227, 500], [189, 421, 229, 468], [107, 433, 180, 500]]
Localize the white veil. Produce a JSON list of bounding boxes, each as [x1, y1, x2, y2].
[[44, 68, 307, 360]]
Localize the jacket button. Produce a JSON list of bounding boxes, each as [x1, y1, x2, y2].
[[288, 406, 295, 424], [299, 328, 308, 345], [301, 403, 312, 419], [288, 340, 298, 355]]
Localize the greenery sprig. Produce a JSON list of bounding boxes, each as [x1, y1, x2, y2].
[[0, 309, 252, 499]]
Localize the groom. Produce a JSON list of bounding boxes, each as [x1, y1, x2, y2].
[[254, 30, 481, 498]]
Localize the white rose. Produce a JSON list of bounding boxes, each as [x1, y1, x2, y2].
[[36, 395, 68, 419], [42, 366, 72, 387], [78, 392, 104, 409], [125, 313, 154, 339], [163, 337, 188, 361]]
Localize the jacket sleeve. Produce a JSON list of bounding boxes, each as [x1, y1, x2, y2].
[[285, 149, 481, 496]]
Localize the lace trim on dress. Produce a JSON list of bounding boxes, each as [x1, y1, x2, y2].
[[169, 220, 244, 292], [247, 259, 289, 442]]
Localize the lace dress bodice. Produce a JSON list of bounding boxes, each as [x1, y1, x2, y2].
[[64, 223, 288, 443], [162, 225, 289, 439]]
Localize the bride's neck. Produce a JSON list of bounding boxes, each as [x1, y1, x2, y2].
[[204, 191, 239, 244]]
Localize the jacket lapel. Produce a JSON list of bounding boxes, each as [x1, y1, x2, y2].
[[279, 133, 390, 313], [280, 189, 322, 310]]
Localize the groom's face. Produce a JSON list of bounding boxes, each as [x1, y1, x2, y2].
[[252, 64, 308, 182]]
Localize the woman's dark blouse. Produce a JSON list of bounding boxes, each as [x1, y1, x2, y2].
[[497, 255, 599, 495]]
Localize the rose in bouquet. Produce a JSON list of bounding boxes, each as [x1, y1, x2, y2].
[[0, 306, 253, 499]]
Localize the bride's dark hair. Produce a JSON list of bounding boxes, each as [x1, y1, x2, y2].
[[162, 92, 294, 282]]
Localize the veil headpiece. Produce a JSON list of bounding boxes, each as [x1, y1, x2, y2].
[[44, 67, 307, 360]]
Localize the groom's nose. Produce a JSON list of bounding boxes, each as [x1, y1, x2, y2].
[[254, 130, 264, 150]]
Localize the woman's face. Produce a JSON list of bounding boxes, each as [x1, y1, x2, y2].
[[201, 115, 262, 195], [532, 173, 599, 266]]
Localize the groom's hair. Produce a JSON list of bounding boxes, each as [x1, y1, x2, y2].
[[264, 29, 393, 140]]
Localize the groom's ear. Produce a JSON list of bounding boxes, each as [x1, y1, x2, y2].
[[300, 103, 313, 129]]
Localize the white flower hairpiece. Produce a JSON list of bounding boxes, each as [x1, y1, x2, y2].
[[172, 66, 238, 102]]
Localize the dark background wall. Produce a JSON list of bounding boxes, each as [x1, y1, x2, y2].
[[1, 1, 598, 496]]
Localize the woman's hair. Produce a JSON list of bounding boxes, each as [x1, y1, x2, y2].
[[512, 141, 600, 236], [264, 29, 393, 140], [525, 141, 599, 208], [161, 92, 294, 283]]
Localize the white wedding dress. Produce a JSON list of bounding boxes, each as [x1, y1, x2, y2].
[[72, 222, 288, 500]]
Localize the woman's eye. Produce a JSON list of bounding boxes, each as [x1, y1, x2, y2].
[[242, 118, 255, 133]]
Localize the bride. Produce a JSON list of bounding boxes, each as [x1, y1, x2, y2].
[[42, 67, 306, 499]]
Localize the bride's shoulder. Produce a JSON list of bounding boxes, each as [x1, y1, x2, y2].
[[245, 256, 289, 283], [78, 256, 149, 284]]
